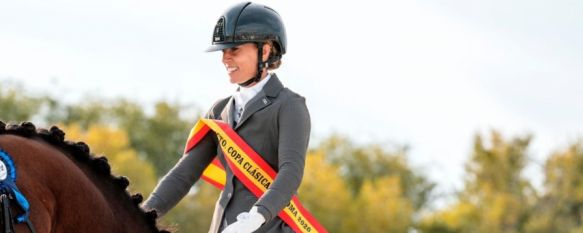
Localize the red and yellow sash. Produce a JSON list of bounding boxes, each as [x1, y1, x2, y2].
[[184, 119, 328, 233]]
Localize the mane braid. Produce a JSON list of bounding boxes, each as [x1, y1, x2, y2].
[[0, 121, 170, 233]]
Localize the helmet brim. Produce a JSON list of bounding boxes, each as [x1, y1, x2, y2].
[[205, 42, 245, 52]]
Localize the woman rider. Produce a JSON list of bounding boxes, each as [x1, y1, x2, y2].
[[143, 2, 311, 233]]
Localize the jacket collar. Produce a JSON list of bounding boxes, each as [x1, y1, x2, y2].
[[236, 74, 284, 129], [262, 73, 284, 98], [219, 73, 284, 129]]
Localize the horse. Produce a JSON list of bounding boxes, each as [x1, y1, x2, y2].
[[0, 121, 170, 233]]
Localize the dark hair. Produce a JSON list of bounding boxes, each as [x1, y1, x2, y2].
[[266, 40, 282, 70]]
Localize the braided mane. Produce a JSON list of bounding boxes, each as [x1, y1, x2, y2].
[[0, 121, 170, 233]]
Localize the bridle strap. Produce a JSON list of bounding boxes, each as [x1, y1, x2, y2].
[[1, 194, 14, 233], [23, 220, 35, 233], [0, 194, 35, 233]]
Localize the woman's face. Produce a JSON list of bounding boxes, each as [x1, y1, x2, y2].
[[222, 43, 258, 84], [222, 43, 270, 84]]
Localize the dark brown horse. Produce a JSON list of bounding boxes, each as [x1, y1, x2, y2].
[[0, 121, 170, 233]]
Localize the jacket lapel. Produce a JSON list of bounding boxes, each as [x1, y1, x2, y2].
[[219, 97, 236, 127], [234, 74, 284, 130]]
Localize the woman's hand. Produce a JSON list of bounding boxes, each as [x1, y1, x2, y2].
[[222, 206, 265, 233]]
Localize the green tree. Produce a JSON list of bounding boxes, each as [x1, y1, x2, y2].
[[48, 97, 197, 176], [61, 123, 158, 195], [315, 135, 435, 211], [116, 101, 193, 176], [343, 176, 414, 233], [299, 151, 352, 233], [525, 141, 583, 233], [0, 82, 46, 122], [60, 99, 108, 129], [313, 135, 434, 232], [420, 131, 535, 233]]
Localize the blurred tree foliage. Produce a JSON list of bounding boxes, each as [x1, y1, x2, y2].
[[4, 81, 583, 232], [0, 84, 196, 176], [51, 98, 195, 176], [524, 142, 583, 233], [60, 123, 157, 195], [161, 183, 220, 231], [304, 136, 434, 233], [0, 82, 48, 122], [419, 131, 536, 233], [299, 151, 352, 233], [315, 135, 435, 211]]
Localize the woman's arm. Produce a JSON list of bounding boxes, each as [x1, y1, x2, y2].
[[142, 98, 229, 216], [142, 132, 217, 216], [255, 95, 311, 221]]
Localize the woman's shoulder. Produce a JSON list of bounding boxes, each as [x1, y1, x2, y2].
[[278, 87, 306, 104], [275, 87, 309, 118], [267, 74, 305, 102], [205, 96, 231, 119]]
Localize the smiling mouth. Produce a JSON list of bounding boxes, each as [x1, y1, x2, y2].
[[226, 66, 239, 74]]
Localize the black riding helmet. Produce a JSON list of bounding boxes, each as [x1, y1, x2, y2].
[[206, 2, 287, 87]]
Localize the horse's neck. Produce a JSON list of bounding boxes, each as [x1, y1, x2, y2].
[[55, 161, 139, 232], [2, 135, 157, 233], [54, 148, 156, 233]]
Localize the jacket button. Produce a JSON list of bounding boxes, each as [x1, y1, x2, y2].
[[227, 193, 232, 198]]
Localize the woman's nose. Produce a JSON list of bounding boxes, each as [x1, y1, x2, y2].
[[222, 51, 232, 63]]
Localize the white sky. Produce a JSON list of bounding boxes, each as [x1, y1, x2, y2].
[[1, 0, 582, 199]]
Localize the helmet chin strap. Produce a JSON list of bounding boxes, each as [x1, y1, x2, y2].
[[238, 42, 267, 87]]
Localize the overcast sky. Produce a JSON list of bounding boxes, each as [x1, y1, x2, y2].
[[1, 0, 582, 199]]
